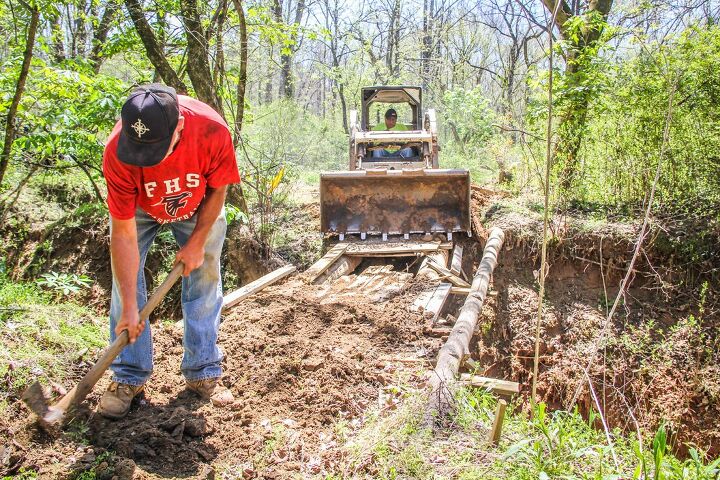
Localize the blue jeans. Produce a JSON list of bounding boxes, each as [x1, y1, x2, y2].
[[109, 208, 226, 386], [371, 147, 414, 158]]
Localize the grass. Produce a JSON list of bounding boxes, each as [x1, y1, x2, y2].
[[0, 275, 107, 406], [331, 385, 719, 479]]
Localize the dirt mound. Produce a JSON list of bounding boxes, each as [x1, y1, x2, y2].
[[4, 277, 435, 478]]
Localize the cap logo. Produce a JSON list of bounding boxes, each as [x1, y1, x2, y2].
[[131, 118, 150, 138]]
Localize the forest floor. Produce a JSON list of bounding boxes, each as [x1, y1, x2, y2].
[[1, 183, 718, 478]]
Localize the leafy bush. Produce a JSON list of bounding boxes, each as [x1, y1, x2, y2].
[[0, 58, 126, 199], [571, 25, 720, 207], [36, 271, 93, 296]]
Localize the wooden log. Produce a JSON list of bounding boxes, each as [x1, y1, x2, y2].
[[223, 265, 296, 310], [304, 243, 347, 282], [450, 286, 471, 295], [423, 283, 452, 328], [426, 227, 505, 425], [413, 249, 450, 312], [313, 255, 361, 285], [488, 399, 507, 445], [344, 241, 441, 256], [417, 250, 449, 281]]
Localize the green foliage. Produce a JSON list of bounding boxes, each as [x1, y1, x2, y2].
[[239, 99, 345, 253], [0, 275, 106, 397], [0, 57, 126, 195], [440, 87, 505, 182], [573, 24, 720, 207], [36, 271, 93, 296], [2, 468, 38, 480], [225, 203, 248, 226], [337, 383, 720, 479], [442, 86, 497, 150]]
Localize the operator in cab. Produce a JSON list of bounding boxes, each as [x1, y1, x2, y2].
[[372, 108, 412, 158]]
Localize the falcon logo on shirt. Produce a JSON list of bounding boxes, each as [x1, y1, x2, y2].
[[154, 191, 193, 217]]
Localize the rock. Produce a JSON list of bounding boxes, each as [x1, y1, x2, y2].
[[159, 407, 189, 432], [184, 417, 208, 437], [171, 421, 185, 439], [302, 358, 324, 371], [242, 465, 255, 479], [211, 388, 234, 407], [195, 446, 214, 462], [112, 458, 136, 480], [199, 464, 216, 479]]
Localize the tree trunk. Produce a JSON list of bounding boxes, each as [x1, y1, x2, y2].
[[180, 0, 224, 116], [231, 0, 249, 142], [274, 0, 305, 99], [75, 0, 91, 58], [49, 12, 65, 62], [90, 0, 121, 73], [421, 0, 432, 89], [0, 6, 39, 188], [124, 0, 188, 93], [541, 0, 614, 195], [212, 0, 228, 88], [386, 0, 401, 76]]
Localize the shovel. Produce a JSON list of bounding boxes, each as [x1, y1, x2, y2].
[[22, 262, 185, 427]]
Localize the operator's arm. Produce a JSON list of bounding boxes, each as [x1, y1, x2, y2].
[[110, 217, 144, 343], [175, 185, 227, 276]]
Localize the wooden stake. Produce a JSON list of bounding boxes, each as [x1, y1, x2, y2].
[[488, 399, 507, 445], [313, 255, 361, 285], [450, 244, 464, 277], [426, 258, 471, 288]]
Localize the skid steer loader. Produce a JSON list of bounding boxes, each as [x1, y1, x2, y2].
[[320, 86, 471, 239]]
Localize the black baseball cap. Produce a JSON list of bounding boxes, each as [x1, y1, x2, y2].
[[385, 108, 398, 118], [116, 84, 179, 167]]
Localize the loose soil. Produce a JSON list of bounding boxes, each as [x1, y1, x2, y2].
[[2, 275, 440, 478]]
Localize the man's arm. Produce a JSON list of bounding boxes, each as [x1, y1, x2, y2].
[[110, 217, 144, 343], [175, 185, 228, 276]]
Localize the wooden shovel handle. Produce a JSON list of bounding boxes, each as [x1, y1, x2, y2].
[[54, 262, 185, 412]]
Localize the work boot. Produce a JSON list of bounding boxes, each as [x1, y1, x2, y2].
[[187, 378, 235, 406], [98, 382, 144, 419], [186, 378, 219, 400]]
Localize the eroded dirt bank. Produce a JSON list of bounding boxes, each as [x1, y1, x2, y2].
[[474, 203, 720, 457]]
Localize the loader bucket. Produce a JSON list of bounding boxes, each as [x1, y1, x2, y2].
[[320, 169, 471, 235]]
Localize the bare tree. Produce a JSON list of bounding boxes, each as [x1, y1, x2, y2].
[[272, 0, 308, 99], [179, 0, 225, 114]]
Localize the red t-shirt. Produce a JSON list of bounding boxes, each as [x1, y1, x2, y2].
[[103, 96, 240, 223]]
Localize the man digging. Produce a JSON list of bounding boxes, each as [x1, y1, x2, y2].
[[99, 84, 238, 419]]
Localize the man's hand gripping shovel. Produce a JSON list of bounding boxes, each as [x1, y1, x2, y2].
[[22, 262, 185, 429]]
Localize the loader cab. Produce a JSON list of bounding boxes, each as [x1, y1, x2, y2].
[[323, 85, 469, 238], [360, 86, 422, 131], [348, 85, 439, 170]]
